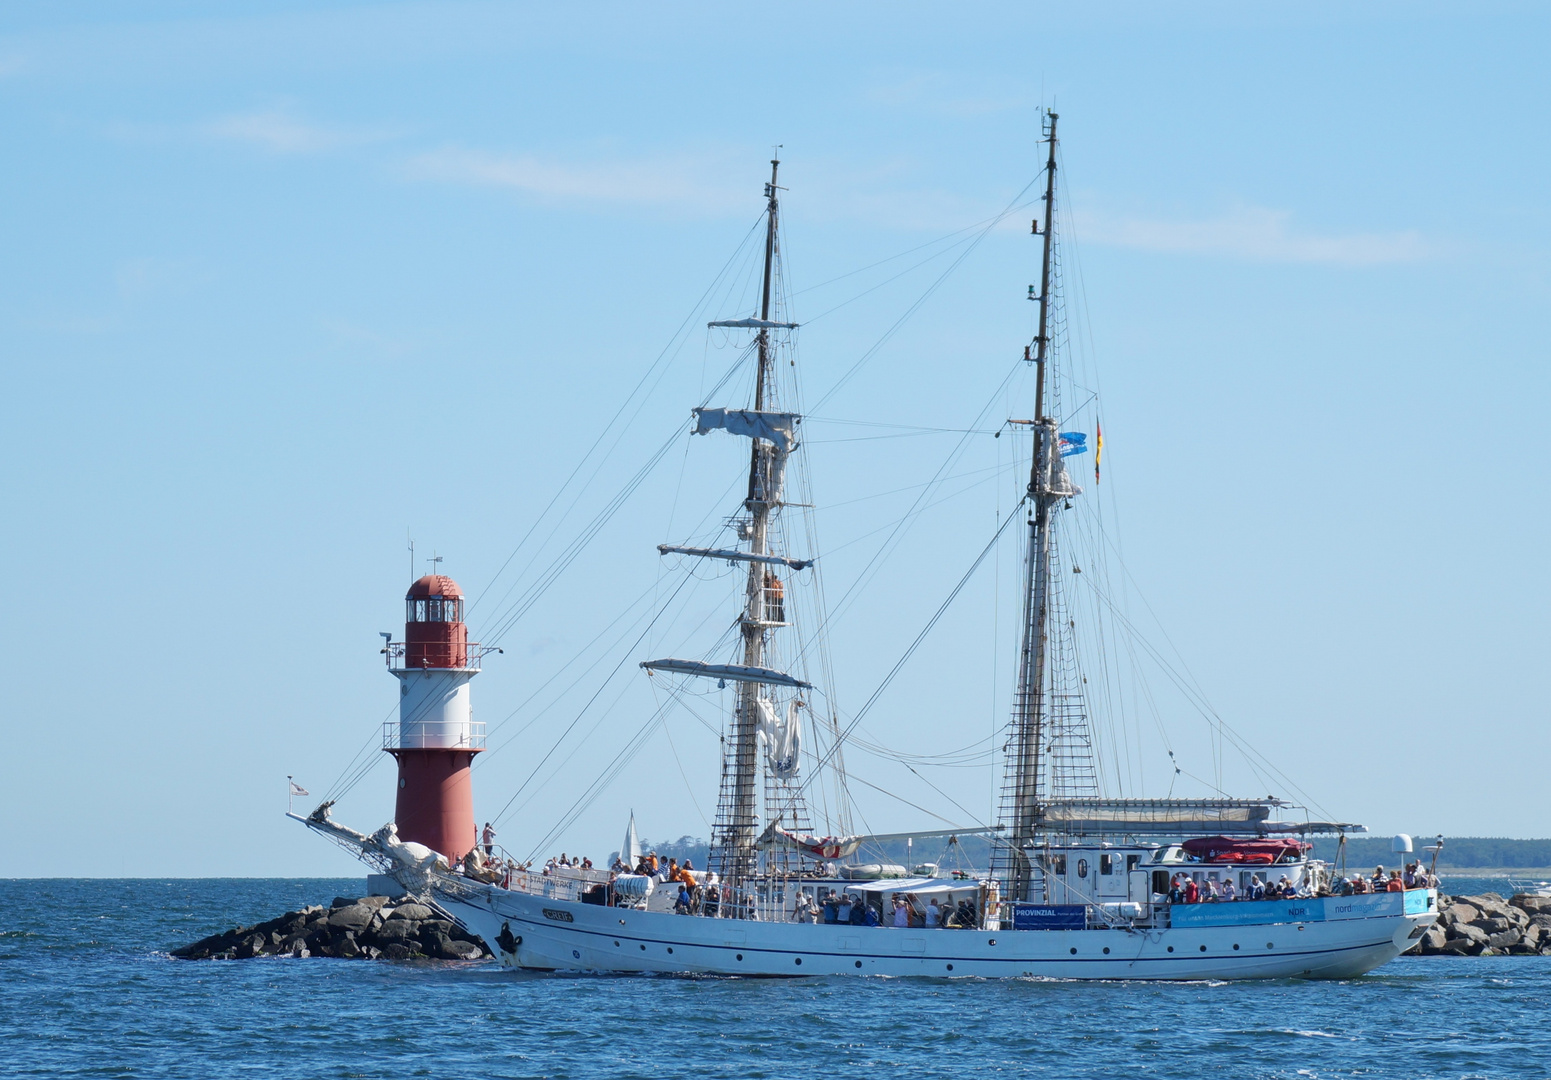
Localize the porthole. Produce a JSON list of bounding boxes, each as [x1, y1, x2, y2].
[[795, 957, 802, 966], [1069, 947, 1077, 955], [666, 947, 673, 954], [855, 960, 862, 969], [1267, 942, 1274, 949], [988, 939, 996, 946], [613, 940, 620, 947], [1077, 859, 1089, 878], [1167, 946, 1174, 953], [736, 953, 743, 961], [1199, 945, 1207, 952], [1102, 947, 1110, 955], [946, 963, 954, 971], [639, 944, 646, 951], [572, 950, 580, 959], [1232, 944, 1240, 951]]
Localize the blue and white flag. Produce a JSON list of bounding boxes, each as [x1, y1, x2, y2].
[[1058, 431, 1088, 457]]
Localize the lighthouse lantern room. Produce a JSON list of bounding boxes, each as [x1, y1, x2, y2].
[[384, 574, 485, 863]]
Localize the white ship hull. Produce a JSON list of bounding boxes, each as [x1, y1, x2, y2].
[[433, 877, 1436, 980]]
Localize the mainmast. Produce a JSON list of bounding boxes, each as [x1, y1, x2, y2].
[[719, 159, 783, 890], [1006, 111, 1061, 902]]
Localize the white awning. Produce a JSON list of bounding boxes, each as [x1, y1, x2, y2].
[[842, 877, 973, 896], [640, 658, 813, 689]]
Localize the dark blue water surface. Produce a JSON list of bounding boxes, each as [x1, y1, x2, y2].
[[3, 878, 1549, 1079]]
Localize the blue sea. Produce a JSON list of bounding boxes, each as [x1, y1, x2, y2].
[[3, 877, 1549, 1079]]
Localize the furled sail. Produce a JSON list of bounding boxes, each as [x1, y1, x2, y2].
[[708, 318, 800, 329], [657, 544, 813, 571], [753, 821, 862, 860], [692, 408, 800, 504], [640, 658, 813, 689], [756, 697, 803, 779], [692, 408, 800, 453]]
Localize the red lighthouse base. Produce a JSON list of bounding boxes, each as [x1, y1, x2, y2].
[[390, 749, 480, 863]]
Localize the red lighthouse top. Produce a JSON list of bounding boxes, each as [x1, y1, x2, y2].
[[404, 574, 468, 668]]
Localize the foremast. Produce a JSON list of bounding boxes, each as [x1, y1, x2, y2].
[[719, 159, 786, 888], [1004, 111, 1063, 903]]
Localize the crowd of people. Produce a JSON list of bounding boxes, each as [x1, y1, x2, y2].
[[1168, 860, 1439, 903], [790, 890, 979, 929]]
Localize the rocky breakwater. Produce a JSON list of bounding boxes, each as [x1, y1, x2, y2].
[[171, 894, 491, 961], [1414, 893, 1551, 956]]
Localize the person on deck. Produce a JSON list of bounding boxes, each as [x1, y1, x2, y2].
[[837, 893, 853, 923], [1183, 878, 1200, 904], [927, 898, 942, 927], [482, 823, 496, 858], [1222, 878, 1238, 902], [892, 896, 910, 927], [864, 903, 881, 927], [1386, 871, 1404, 892], [1167, 875, 1183, 905], [849, 897, 867, 926], [822, 894, 839, 924]]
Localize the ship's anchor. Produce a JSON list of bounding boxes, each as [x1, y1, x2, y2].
[[496, 921, 520, 956]]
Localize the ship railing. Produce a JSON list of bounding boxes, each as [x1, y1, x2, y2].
[[381, 720, 487, 751], [383, 640, 493, 671]]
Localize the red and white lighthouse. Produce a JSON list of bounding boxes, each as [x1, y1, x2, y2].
[[384, 574, 484, 863]]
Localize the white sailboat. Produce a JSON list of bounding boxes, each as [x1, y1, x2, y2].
[[303, 115, 1437, 978]]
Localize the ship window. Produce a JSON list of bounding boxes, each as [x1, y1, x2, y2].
[[428, 598, 442, 621], [1051, 856, 1067, 875], [1100, 854, 1115, 876], [1076, 859, 1089, 879], [1126, 855, 1141, 873]]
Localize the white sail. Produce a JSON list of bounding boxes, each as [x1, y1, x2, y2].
[[622, 810, 641, 866], [756, 697, 803, 779]]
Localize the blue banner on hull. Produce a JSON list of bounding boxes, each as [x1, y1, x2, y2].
[[1168, 890, 1431, 928], [1012, 904, 1086, 930]]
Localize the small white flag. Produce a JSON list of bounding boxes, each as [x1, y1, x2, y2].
[[289, 781, 310, 797]]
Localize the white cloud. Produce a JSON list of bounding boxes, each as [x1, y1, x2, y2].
[[205, 109, 393, 155], [403, 147, 751, 213], [1075, 205, 1430, 266]]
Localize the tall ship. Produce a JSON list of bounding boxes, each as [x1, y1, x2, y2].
[[300, 114, 1437, 978]]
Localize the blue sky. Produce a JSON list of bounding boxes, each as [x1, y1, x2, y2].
[[2, 3, 1547, 876]]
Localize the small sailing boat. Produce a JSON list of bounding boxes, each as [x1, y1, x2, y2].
[[303, 115, 1437, 978]]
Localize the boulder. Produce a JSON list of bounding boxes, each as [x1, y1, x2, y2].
[[372, 920, 415, 943], [1512, 894, 1551, 915], [330, 897, 358, 910], [1444, 903, 1481, 926], [419, 919, 456, 937], [1452, 923, 1490, 946], [1478, 916, 1515, 935], [327, 904, 377, 931], [381, 943, 414, 960], [1418, 926, 1448, 954], [388, 903, 436, 922], [334, 932, 362, 960], [441, 939, 484, 961], [1525, 925, 1545, 951], [1440, 938, 1478, 955], [357, 895, 392, 909], [1487, 928, 1523, 949]]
